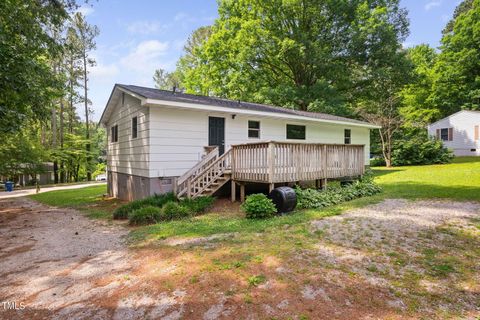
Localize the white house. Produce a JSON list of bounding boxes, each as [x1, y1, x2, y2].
[[427, 110, 480, 156], [100, 84, 379, 201]]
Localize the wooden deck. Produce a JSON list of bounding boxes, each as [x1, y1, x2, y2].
[[231, 141, 365, 183], [175, 141, 365, 200]]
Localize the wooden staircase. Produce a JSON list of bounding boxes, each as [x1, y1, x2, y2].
[[175, 148, 232, 199]]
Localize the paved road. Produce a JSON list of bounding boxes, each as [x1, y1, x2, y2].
[[0, 182, 106, 199]]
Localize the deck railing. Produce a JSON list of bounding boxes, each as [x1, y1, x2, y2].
[[176, 147, 219, 198], [231, 141, 365, 183], [187, 149, 232, 198]]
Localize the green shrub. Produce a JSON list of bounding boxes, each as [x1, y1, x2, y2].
[[162, 201, 192, 220], [113, 201, 144, 220], [370, 157, 386, 167], [392, 133, 454, 166], [241, 193, 277, 219], [180, 196, 215, 215], [295, 174, 381, 209], [128, 206, 163, 225], [113, 192, 175, 220]]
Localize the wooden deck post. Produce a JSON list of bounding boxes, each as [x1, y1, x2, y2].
[[267, 142, 274, 184], [320, 178, 327, 190], [187, 179, 191, 198], [269, 183, 275, 193], [240, 183, 245, 203], [231, 180, 236, 202], [172, 177, 178, 196]]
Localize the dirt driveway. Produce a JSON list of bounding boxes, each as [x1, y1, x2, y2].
[[0, 197, 479, 319]]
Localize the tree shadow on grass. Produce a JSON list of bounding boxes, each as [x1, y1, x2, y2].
[[371, 168, 404, 177]]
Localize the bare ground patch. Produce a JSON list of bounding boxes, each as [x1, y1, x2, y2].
[[310, 199, 480, 318], [1, 197, 479, 319]]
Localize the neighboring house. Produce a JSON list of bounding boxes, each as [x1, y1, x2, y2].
[[428, 110, 480, 156], [100, 84, 379, 201], [1, 162, 55, 186]]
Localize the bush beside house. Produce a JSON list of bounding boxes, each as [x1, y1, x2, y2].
[[114, 193, 215, 225], [295, 174, 381, 209], [241, 194, 277, 219]]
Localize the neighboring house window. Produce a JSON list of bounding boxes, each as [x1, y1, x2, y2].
[[440, 128, 450, 141], [132, 116, 138, 139], [111, 124, 118, 143], [248, 120, 260, 138], [344, 129, 351, 144], [286, 124, 306, 140]]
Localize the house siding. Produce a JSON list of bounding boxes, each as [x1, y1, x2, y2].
[[149, 106, 371, 178], [428, 111, 480, 156], [106, 94, 150, 199]]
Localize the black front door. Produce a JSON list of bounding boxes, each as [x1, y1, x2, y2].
[[208, 117, 225, 154]]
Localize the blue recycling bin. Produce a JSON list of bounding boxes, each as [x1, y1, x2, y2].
[[5, 181, 14, 192]]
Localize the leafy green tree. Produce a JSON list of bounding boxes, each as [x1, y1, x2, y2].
[[153, 68, 180, 90], [399, 44, 440, 130], [442, 0, 474, 36], [71, 12, 100, 181], [0, 0, 76, 134], [0, 130, 47, 181], [432, 0, 480, 116], [175, 26, 212, 93], [179, 0, 409, 115]]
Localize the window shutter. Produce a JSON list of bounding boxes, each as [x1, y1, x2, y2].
[[436, 129, 440, 139], [475, 125, 479, 141], [448, 128, 453, 141]]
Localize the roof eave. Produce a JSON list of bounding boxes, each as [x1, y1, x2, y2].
[[144, 98, 381, 129], [99, 84, 148, 125]]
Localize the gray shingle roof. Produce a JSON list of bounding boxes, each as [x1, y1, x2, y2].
[[117, 84, 376, 127]]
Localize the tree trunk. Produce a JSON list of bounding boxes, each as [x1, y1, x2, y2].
[[69, 58, 75, 134], [83, 50, 92, 181], [379, 129, 393, 168], [60, 99, 65, 183], [52, 106, 59, 183]]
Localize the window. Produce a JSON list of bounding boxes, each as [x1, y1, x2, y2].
[[286, 124, 306, 140], [131, 116, 138, 139], [440, 128, 449, 141], [344, 129, 351, 144], [111, 124, 118, 143], [248, 120, 260, 138]]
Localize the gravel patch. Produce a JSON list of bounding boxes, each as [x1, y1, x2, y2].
[[0, 198, 185, 319], [310, 198, 480, 316]]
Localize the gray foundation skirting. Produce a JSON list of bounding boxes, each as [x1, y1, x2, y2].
[[108, 171, 175, 201]]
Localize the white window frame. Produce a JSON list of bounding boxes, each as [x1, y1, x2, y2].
[[248, 120, 260, 139]]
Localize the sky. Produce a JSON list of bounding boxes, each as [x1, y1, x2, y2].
[[80, 0, 461, 121]]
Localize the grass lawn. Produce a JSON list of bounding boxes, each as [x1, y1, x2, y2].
[[25, 157, 480, 318], [374, 156, 480, 201], [29, 184, 119, 219], [28, 157, 480, 239]]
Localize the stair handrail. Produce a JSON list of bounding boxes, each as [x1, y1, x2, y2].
[[176, 147, 219, 197], [187, 149, 232, 198]]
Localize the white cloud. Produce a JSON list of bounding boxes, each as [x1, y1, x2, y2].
[[425, 1, 442, 11], [120, 40, 170, 73], [76, 5, 94, 16], [126, 21, 167, 35], [90, 63, 119, 79], [174, 12, 188, 22]]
